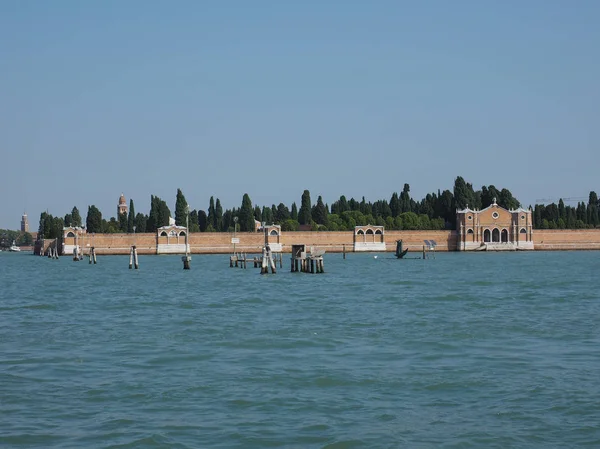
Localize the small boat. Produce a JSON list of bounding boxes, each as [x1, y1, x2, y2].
[[9, 241, 21, 252], [395, 240, 409, 259]]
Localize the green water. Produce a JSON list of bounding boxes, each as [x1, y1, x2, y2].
[[1, 251, 599, 448]]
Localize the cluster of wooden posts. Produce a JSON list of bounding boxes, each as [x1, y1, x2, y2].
[[47, 245, 59, 259], [229, 250, 284, 272], [291, 244, 325, 274]]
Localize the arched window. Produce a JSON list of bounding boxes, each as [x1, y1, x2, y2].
[[520, 228, 527, 234], [66, 231, 75, 238], [270, 229, 279, 236], [179, 231, 186, 237], [357, 230, 364, 235], [501, 229, 508, 243], [160, 231, 168, 237], [492, 228, 500, 242], [375, 229, 382, 235], [483, 229, 491, 242], [467, 229, 474, 234], [365, 229, 374, 235]]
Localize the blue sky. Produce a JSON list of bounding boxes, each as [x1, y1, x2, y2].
[[1, 1, 599, 229]]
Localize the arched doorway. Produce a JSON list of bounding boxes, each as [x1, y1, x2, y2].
[[501, 229, 508, 243], [492, 228, 500, 242], [366, 228, 374, 243], [483, 229, 491, 242]]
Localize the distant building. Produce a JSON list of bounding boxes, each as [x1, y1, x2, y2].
[[21, 213, 29, 232], [354, 225, 386, 251], [456, 198, 534, 251], [118, 193, 128, 216]]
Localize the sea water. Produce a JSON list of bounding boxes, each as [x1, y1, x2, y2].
[[1, 251, 599, 448]]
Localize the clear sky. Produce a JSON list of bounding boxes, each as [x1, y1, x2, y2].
[[1, 0, 599, 230]]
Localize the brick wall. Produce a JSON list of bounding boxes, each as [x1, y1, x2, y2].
[[533, 229, 600, 250], [37, 229, 600, 255]]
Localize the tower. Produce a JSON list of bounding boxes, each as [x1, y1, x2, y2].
[[21, 213, 29, 232], [118, 193, 128, 216]]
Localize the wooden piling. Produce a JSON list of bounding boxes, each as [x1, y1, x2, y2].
[[343, 244, 346, 259], [129, 245, 139, 269]]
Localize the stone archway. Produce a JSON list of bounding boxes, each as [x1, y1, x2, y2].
[[483, 229, 491, 242], [501, 229, 508, 243]]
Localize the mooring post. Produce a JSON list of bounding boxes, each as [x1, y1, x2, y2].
[[181, 207, 191, 270], [343, 244, 346, 259], [93, 247, 97, 264], [129, 246, 134, 269], [133, 246, 139, 269], [422, 245, 426, 260], [261, 248, 268, 274]]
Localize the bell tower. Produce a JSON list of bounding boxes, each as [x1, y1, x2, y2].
[[118, 193, 128, 216]]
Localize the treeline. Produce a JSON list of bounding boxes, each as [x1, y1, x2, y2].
[[37, 177, 600, 236], [0, 229, 33, 247], [533, 192, 599, 229]]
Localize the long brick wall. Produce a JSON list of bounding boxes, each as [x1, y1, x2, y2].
[[37, 229, 600, 256], [533, 229, 600, 250]]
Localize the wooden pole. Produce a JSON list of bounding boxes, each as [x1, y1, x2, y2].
[[343, 244, 346, 259]]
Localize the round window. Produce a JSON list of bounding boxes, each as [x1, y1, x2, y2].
[[521, 215, 525, 220], [467, 215, 472, 220], [492, 212, 499, 219]]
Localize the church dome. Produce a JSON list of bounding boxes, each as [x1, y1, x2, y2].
[[119, 193, 126, 205]]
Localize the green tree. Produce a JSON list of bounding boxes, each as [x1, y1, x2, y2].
[[118, 212, 128, 232], [498, 188, 520, 210], [189, 209, 200, 232], [275, 203, 290, 223], [453, 177, 476, 210], [64, 213, 72, 227], [198, 210, 208, 232], [174, 188, 188, 226], [588, 191, 599, 227], [290, 202, 298, 221], [207, 197, 216, 230], [71, 206, 82, 227], [298, 190, 312, 225], [127, 199, 135, 233], [400, 184, 412, 213], [312, 196, 328, 225], [262, 205, 273, 224], [239, 193, 255, 232], [86, 205, 103, 233], [134, 213, 147, 233], [254, 206, 262, 222], [390, 192, 400, 217], [215, 198, 223, 231]]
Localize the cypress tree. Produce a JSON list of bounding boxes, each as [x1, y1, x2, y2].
[[298, 190, 312, 225], [118, 212, 128, 232], [86, 205, 103, 233], [127, 199, 135, 233], [71, 206, 82, 227], [400, 184, 412, 213], [215, 199, 223, 231], [197, 210, 208, 232], [254, 206, 262, 222], [239, 193, 255, 232], [290, 202, 298, 220], [207, 197, 216, 230], [262, 205, 273, 224], [174, 189, 188, 226], [390, 193, 400, 217], [312, 196, 328, 225]]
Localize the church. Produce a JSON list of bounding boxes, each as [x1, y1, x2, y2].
[[456, 199, 534, 251]]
